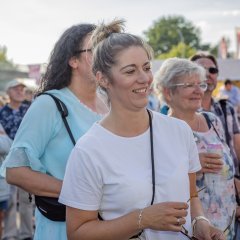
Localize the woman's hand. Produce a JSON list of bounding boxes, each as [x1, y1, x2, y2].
[[193, 220, 225, 240], [141, 202, 188, 232], [198, 152, 223, 174]]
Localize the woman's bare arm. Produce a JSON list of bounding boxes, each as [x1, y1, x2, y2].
[[6, 167, 62, 197]]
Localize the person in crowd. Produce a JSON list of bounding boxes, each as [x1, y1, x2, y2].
[[0, 96, 6, 109], [219, 79, 240, 114], [0, 79, 33, 240], [0, 79, 30, 139], [190, 53, 240, 177], [191, 53, 240, 239], [0, 124, 12, 239], [2, 23, 108, 240], [23, 87, 35, 105], [59, 19, 224, 240], [155, 57, 236, 240], [147, 85, 160, 111]]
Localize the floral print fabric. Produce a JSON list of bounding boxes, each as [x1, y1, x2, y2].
[[193, 112, 236, 240]]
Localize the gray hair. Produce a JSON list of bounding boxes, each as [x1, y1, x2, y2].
[[154, 58, 206, 97], [91, 19, 153, 90]]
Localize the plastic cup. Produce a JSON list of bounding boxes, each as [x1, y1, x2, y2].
[[206, 143, 223, 155], [206, 143, 227, 177]]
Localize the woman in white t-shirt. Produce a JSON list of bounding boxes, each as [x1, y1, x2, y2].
[[59, 19, 224, 240]]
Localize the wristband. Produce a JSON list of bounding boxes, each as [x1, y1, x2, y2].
[[192, 216, 210, 232]]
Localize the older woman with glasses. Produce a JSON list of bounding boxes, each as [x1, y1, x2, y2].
[[155, 57, 236, 240]]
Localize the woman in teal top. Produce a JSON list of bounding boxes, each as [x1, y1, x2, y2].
[[1, 24, 108, 240]]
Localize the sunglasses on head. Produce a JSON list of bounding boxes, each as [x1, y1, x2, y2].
[[206, 67, 219, 74]]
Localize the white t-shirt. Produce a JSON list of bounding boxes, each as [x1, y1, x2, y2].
[[59, 111, 201, 240]]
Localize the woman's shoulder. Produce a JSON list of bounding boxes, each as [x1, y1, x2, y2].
[[33, 88, 79, 112], [200, 111, 220, 125], [201, 111, 218, 119], [75, 123, 102, 147], [152, 111, 189, 125]]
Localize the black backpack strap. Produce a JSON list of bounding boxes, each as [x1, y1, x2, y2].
[[201, 112, 222, 141], [40, 92, 76, 146]]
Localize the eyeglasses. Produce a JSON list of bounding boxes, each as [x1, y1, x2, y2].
[[169, 82, 208, 92], [180, 210, 235, 240], [75, 48, 92, 55], [205, 67, 219, 74]]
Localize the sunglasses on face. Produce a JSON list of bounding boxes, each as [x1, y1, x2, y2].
[[205, 67, 219, 74]]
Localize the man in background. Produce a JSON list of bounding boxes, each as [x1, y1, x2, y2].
[[219, 79, 240, 115], [0, 79, 33, 240]]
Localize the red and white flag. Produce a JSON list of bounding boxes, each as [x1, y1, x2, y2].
[[236, 27, 240, 59], [218, 37, 228, 59]]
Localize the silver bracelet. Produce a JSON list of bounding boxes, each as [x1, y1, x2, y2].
[[138, 209, 144, 230], [192, 216, 210, 233]]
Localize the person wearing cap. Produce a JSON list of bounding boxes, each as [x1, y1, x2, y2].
[[0, 79, 30, 140], [0, 79, 33, 240]]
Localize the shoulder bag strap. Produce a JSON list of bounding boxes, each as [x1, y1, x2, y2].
[[147, 109, 155, 205], [219, 100, 230, 146], [130, 109, 155, 239], [201, 112, 222, 141], [40, 92, 76, 145]]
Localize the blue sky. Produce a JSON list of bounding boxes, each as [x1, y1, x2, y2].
[[1, 0, 240, 64]]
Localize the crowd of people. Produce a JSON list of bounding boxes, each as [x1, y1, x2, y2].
[[0, 18, 240, 240]]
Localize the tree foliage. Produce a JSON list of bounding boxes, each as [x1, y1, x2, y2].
[[144, 15, 209, 58], [0, 45, 14, 69], [158, 42, 196, 59], [0, 45, 8, 62]]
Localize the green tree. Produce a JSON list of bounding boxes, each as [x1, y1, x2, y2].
[[144, 15, 209, 58], [0, 45, 8, 62], [0, 45, 14, 69], [158, 42, 197, 59]]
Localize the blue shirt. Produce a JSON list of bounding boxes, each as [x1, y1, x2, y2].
[[219, 85, 240, 107], [0, 103, 30, 139]]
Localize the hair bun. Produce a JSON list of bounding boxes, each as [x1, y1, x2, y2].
[[92, 19, 125, 47]]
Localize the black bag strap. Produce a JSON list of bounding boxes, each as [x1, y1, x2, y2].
[[219, 100, 231, 146], [29, 93, 76, 203], [130, 109, 155, 239], [40, 93, 76, 145], [148, 109, 155, 205], [201, 112, 222, 142]]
